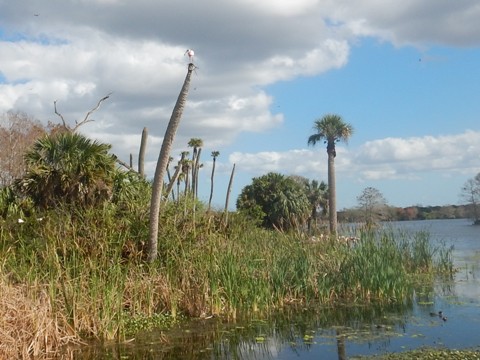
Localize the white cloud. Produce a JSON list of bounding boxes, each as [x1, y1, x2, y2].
[[240, 0, 319, 16], [326, 0, 480, 46], [227, 130, 480, 182], [355, 131, 480, 177]]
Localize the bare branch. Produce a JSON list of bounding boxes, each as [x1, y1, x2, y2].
[[72, 92, 112, 132], [53, 100, 68, 129], [114, 156, 133, 171], [53, 93, 112, 132]]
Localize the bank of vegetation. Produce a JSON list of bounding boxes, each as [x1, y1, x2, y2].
[[0, 186, 453, 358]]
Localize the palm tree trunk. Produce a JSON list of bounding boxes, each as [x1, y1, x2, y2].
[[138, 127, 148, 178], [166, 157, 174, 201], [191, 147, 197, 195], [166, 154, 186, 201], [224, 163, 236, 225], [147, 63, 195, 262], [208, 156, 217, 211], [327, 149, 337, 235], [194, 147, 202, 199], [176, 178, 181, 204], [184, 166, 190, 195]]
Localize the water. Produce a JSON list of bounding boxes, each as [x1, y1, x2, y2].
[[79, 219, 480, 359]]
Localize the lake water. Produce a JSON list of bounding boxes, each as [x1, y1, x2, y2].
[[80, 219, 480, 359]]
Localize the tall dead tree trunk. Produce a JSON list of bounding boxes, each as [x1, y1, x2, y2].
[[224, 163, 236, 225], [138, 127, 148, 178], [147, 63, 195, 262]]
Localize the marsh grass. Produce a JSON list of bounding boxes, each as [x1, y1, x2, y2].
[[0, 201, 453, 357], [0, 278, 81, 358]]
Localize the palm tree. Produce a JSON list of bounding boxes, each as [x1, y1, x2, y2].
[[19, 132, 116, 209], [176, 171, 185, 203], [187, 138, 203, 199], [148, 63, 195, 262], [180, 155, 191, 195], [305, 179, 328, 233], [208, 151, 220, 211], [308, 114, 353, 235]]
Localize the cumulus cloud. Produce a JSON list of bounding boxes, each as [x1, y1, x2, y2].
[[326, 0, 480, 46], [354, 131, 480, 179]]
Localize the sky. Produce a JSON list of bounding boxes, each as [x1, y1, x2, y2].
[[1, 0, 480, 210]]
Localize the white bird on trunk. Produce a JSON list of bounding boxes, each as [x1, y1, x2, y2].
[[185, 49, 195, 63]]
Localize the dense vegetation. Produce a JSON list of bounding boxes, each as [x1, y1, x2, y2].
[[0, 200, 453, 358], [236, 172, 312, 231], [0, 113, 456, 358]]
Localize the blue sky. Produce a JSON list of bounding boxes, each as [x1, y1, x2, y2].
[[1, 1, 480, 210], [220, 40, 480, 208]]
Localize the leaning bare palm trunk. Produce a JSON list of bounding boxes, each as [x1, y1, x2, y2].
[[147, 63, 195, 262], [223, 163, 236, 225]]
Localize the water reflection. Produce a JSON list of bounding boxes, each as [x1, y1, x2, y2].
[[74, 302, 413, 359]]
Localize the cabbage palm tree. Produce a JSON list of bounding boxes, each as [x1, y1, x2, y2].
[[305, 179, 328, 232], [180, 156, 192, 195], [148, 63, 195, 262], [188, 138, 203, 199], [308, 114, 353, 234], [208, 150, 220, 211], [18, 132, 116, 209]]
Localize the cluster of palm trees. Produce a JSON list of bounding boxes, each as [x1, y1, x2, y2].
[[163, 139, 220, 209]]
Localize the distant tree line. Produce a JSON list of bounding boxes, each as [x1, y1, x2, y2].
[[338, 184, 479, 224], [339, 204, 473, 223]]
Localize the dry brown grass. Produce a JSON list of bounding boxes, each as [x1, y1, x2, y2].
[[0, 278, 81, 359]]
